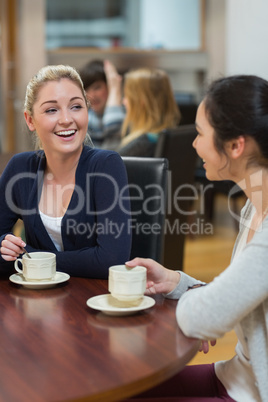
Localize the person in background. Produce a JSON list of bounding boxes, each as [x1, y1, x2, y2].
[[0, 64, 131, 278], [117, 68, 181, 157], [126, 75, 268, 401], [79, 59, 125, 149]]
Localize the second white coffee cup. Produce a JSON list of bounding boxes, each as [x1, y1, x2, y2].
[[14, 252, 56, 282], [108, 264, 146, 302]]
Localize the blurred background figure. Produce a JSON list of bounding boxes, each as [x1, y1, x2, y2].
[[118, 68, 181, 156], [79, 59, 125, 149]]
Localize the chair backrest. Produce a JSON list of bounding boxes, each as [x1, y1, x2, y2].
[[155, 125, 198, 270], [122, 157, 169, 263]]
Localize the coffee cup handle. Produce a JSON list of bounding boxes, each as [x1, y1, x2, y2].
[[14, 259, 23, 274]]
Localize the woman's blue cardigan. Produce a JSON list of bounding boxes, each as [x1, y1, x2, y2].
[[0, 146, 131, 278]]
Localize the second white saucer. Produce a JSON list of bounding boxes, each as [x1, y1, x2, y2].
[[86, 294, 155, 316]]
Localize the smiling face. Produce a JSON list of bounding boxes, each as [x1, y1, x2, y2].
[[193, 101, 228, 181], [24, 78, 88, 158]]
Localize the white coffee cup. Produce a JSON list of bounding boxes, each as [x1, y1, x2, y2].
[[14, 252, 56, 282], [108, 265, 146, 302]]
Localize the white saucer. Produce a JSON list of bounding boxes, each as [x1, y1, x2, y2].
[[86, 294, 155, 316], [9, 272, 70, 289]]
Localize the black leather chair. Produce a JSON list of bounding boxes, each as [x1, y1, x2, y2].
[[122, 157, 169, 264], [155, 125, 198, 270]]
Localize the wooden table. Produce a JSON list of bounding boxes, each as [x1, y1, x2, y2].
[[0, 274, 199, 402]]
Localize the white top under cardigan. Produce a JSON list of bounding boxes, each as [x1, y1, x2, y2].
[[39, 210, 63, 252], [166, 200, 268, 402]]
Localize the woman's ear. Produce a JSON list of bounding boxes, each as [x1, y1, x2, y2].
[[24, 111, 35, 132], [226, 136, 246, 159]]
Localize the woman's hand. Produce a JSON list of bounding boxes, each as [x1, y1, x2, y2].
[[199, 340, 217, 354], [125, 257, 181, 295], [0, 234, 26, 261]]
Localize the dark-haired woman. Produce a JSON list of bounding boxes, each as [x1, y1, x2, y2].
[[126, 75, 268, 401], [79, 59, 125, 149]]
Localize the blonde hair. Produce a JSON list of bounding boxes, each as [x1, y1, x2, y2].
[[121, 68, 181, 146], [24, 64, 92, 149]]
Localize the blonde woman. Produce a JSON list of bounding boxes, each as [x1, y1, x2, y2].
[[0, 65, 131, 278], [118, 68, 181, 156]]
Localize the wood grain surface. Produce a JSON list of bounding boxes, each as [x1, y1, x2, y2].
[[0, 275, 199, 402]]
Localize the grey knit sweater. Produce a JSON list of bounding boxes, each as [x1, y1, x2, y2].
[[167, 199, 268, 401]]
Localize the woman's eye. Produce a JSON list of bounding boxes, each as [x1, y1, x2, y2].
[[72, 104, 83, 110], [45, 108, 57, 114]]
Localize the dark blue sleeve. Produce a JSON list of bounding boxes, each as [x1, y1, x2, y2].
[[0, 151, 132, 279], [0, 156, 22, 267]]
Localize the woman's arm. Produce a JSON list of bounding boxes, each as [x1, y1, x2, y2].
[[176, 237, 268, 339], [101, 61, 125, 143], [104, 60, 123, 108], [0, 150, 131, 278], [0, 155, 23, 265], [125, 257, 205, 296]]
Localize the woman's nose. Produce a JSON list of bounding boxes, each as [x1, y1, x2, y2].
[[59, 109, 73, 124]]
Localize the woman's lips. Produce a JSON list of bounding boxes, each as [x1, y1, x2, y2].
[[54, 129, 76, 138]]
